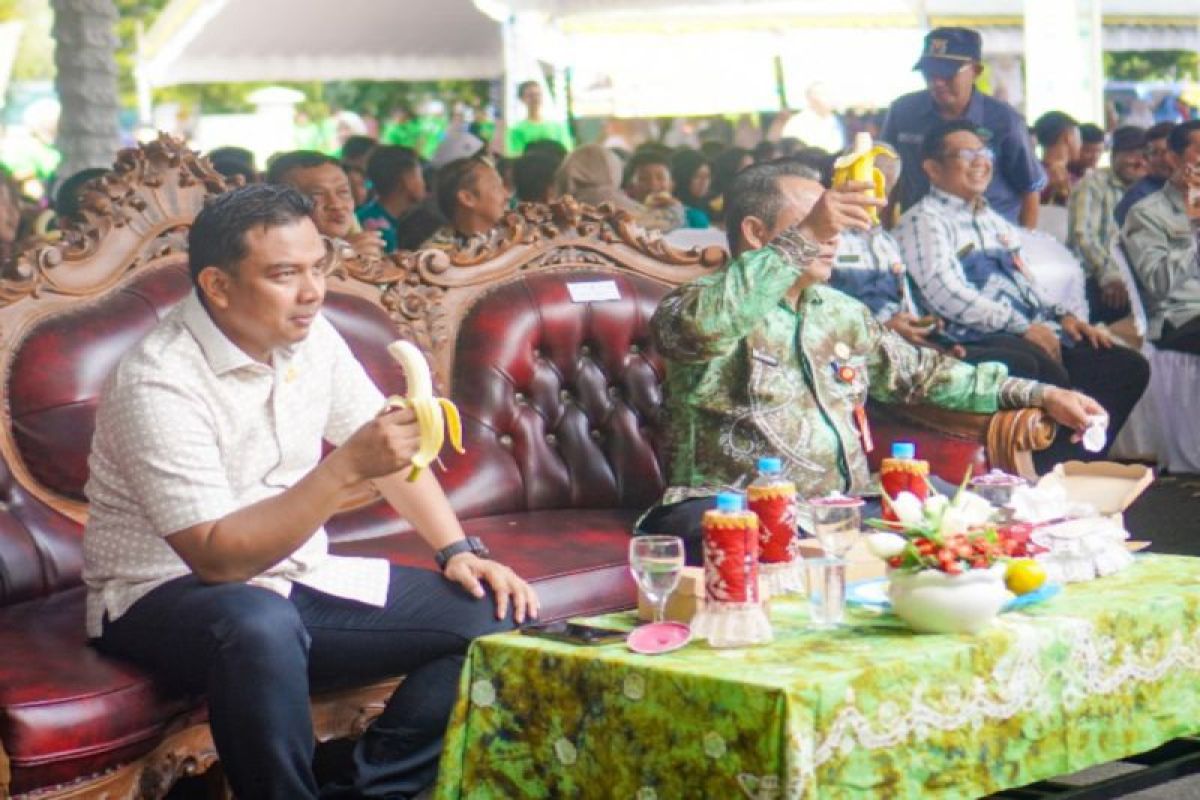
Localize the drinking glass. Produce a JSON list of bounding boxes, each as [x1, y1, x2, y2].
[[629, 536, 685, 624], [808, 495, 864, 558], [805, 557, 846, 627]]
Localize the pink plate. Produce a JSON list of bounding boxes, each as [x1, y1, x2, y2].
[[627, 622, 692, 655]]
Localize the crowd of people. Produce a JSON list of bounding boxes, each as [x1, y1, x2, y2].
[[6, 22, 1194, 800]]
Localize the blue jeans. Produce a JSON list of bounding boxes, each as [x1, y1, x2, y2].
[[96, 565, 513, 799]]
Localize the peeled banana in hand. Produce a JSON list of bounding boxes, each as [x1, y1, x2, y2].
[[831, 132, 897, 225], [385, 339, 465, 481]]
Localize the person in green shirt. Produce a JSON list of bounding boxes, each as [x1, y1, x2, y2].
[[639, 161, 1105, 562], [505, 81, 574, 156]]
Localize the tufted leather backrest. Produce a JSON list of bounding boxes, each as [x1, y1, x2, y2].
[[441, 269, 670, 518], [0, 263, 406, 606]]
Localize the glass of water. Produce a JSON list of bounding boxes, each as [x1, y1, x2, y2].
[[629, 535, 685, 624], [807, 494, 865, 558], [804, 495, 863, 627]]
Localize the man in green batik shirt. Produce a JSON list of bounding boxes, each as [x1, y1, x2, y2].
[[640, 161, 1107, 563], [505, 81, 574, 156]]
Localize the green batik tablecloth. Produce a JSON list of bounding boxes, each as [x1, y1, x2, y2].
[[436, 555, 1200, 799]]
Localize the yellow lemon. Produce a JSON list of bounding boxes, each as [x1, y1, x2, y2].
[[1006, 559, 1047, 595]]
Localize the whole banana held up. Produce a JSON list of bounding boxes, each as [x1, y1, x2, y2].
[[384, 340, 465, 482], [831, 132, 897, 225]]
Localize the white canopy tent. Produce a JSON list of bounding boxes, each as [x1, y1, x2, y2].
[[139, 0, 503, 87], [138, 0, 1200, 122]]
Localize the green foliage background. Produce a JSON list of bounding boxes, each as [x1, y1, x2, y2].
[[1104, 50, 1200, 82], [9, 0, 490, 118]]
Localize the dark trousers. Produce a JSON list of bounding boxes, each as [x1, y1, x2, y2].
[[961, 333, 1150, 471], [1156, 316, 1200, 355], [96, 566, 513, 800], [1085, 276, 1132, 325]]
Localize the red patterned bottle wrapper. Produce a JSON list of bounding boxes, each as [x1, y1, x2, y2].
[[701, 510, 760, 603], [747, 482, 797, 563], [880, 457, 929, 521]]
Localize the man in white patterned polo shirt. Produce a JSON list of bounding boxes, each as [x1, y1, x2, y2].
[[83, 184, 538, 800]]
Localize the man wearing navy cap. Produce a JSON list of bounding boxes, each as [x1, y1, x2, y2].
[[882, 27, 1046, 229]]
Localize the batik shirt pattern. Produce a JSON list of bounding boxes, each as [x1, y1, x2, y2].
[[651, 234, 1039, 504]]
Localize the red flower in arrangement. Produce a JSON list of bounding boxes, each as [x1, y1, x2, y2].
[[865, 481, 1022, 574]]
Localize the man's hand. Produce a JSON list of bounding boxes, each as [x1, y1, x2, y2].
[[797, 181, 884, 241], [443, 553, 540, 623], [886, 312, 935, 347], [346, 229, 386, 259], [1100, 280, 1129, 310], [886, 313, 967, 357], [1060, 314, 1113, 349], [326, 406, 422, 486], [1042, 387, 1107, 443], [1023, 322, 1062, 362]]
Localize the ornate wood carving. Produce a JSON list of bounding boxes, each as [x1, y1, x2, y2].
[[12, 680, 399, 799], [339, 196, 727, 392], [987, 407, 1058, 480], [2, 134, 228, 308]]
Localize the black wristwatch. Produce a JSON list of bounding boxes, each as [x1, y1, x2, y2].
[[435, 537, 490, 571]]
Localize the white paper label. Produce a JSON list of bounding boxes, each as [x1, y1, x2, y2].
[[566, 280, 621, 303]]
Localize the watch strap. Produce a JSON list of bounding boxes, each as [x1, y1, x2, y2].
[[435, 536, 489, 570]]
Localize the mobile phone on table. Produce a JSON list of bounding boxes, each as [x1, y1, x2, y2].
[[520, 620, 628, 645]]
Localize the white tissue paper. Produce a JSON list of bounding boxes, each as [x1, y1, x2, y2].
[[1009, 484, 1133, 583], [1082, 415, 1108, 454]]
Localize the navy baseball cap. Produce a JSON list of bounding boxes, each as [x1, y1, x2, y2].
[[914, 27, 982, 79]]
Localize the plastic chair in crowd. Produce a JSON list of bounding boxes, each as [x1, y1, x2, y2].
[[1109, 239, 1200, 472]]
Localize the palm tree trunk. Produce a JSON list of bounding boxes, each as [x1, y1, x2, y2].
[[51, 0, 120, 180]]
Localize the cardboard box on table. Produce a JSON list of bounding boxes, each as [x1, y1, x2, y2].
[[1036, 461, 1152, 527]]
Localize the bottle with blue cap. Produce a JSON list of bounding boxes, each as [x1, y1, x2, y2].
[[881, 440, 929, 521], [747, 456, 804, 595], [693, 489, 773, 647], [715, 491, 745, 512]]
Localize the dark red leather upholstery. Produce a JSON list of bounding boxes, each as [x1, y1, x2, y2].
[[866, 412, 990, 484], [436, 270, 670, 519], [332, 509, 639, 620], [9, 265, 192, 504], [0, 589, 193, 795]]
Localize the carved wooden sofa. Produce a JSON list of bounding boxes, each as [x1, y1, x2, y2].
[[0, 137, 1053, 799]]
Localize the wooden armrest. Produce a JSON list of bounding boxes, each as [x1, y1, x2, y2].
[[984, 407, 1057, 480], [868, 403, 1055, 481]]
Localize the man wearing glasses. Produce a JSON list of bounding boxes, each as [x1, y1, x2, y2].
[[893, 120, 1149, 470], [882, 27, 1046, 229]]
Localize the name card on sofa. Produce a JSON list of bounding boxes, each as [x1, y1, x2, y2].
[[567, 280, 621, 303]]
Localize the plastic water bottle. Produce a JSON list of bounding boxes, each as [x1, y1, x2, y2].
[[747, 457, 804, 595], [880, 441, 929, 521], [690, 492, 773, 647]]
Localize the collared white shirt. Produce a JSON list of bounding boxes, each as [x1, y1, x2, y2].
[[893, 186, 1067, 337], [82, 290, 390, 637]]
